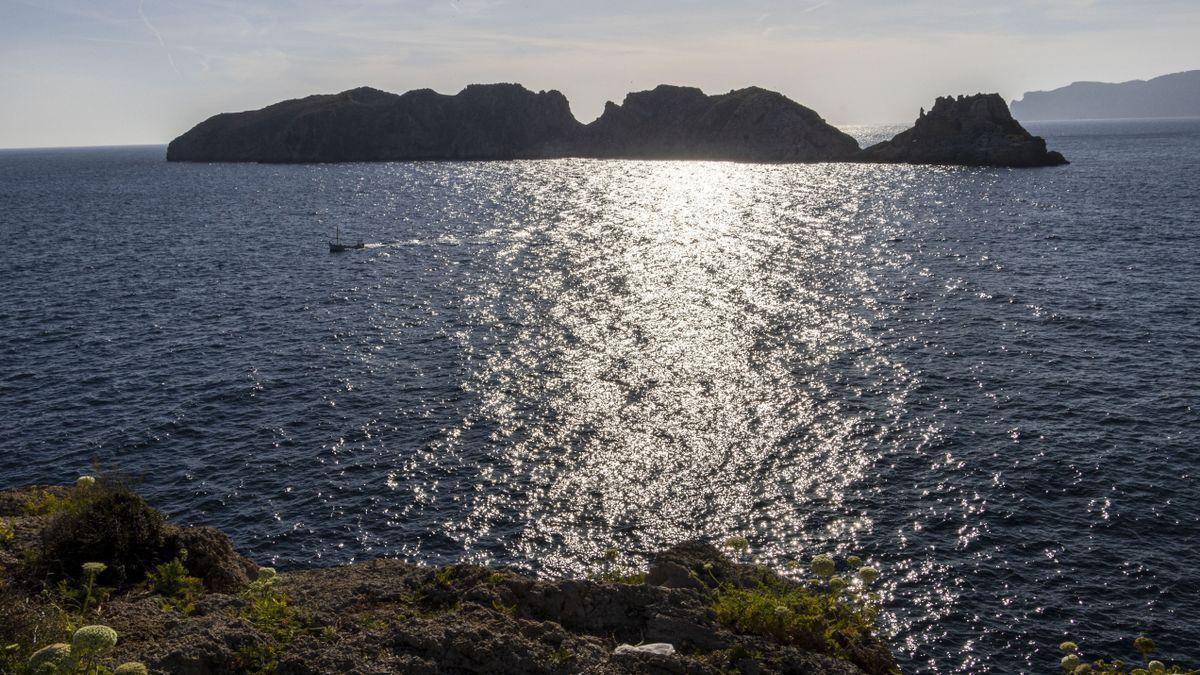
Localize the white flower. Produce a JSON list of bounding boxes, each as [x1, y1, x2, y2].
[[1061, 654, 1081, 671], [858, 566, 880, 585], [72, 625, 118, 657], [810, 554, 835, 578], [28, 643, 71, 671], [82, 562, 107, 577], [76, 475, 96, 487]]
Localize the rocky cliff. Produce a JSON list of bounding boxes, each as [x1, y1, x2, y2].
[[575, 85, 861, 161], [1, 483, 897, 674], [858, 94, 1068, 167], [166, 84, 582, 163]]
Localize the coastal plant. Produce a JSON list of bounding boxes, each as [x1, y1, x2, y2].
[[1058, 636, 1198, 674], [71, 624, 118, 671], [146, 553, 203, 615], [30, 482, 172, 589], [723, 536, 751, 557], [1, 518, 14, 546], [27, 642, 72, 673], [53, 562, 113, 619], [590, 547, 646, 585], [233, 568, 306, 674], [711, 554, 892, 674]]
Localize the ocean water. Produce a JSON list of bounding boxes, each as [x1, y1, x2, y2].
[[1, 119, 1198, 671]]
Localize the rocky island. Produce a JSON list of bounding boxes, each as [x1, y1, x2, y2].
[[167, 83, 1065, 167], [1, 479, 898, 674], [859, 93, 1068, 167]]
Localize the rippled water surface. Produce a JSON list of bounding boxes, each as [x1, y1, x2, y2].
[[2, 120, 1198, 671]]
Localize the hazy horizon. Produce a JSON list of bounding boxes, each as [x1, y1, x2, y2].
[[3, 0, 1199, 150]]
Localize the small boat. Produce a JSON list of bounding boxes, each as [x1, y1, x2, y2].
[[328, 224, 365, 253]]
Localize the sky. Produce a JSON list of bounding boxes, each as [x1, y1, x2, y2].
[[1, 0, 1199, 148]]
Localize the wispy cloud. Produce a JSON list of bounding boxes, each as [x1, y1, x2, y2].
[[138, 0, 181, 77]]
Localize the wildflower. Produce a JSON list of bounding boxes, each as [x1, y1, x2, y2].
[[846, 555, 863, 567], [83, 562, 107, 577], [76, 475, 96, 487], [1061, 654, 1081, 671], [28, 643, 72, 671], [257, 567, 277, 580], [858, 566, 880, 585], [1073, 665, 1093, 675], [811, 554, 835, 578], [829, 575, 847, 592], [72, 624, 118, 657], [1148, 661, 1165, 673], [1059, 641, 1078, 652], [702, 562, 713, 572], [114, 662, 150, 674], [774, 605, 789, 616], [1135, 637, 1157, 654]]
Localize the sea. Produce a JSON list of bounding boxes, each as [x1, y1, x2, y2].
[[1, 119, 1197, 672]]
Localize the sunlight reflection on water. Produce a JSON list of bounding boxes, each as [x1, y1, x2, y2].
[[5, 123, 1199, 671]]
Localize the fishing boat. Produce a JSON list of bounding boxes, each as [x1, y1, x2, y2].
[[328, 224, 365, 253]]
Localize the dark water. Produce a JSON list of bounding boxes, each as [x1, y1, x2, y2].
[[2, 119, 1198, 671]]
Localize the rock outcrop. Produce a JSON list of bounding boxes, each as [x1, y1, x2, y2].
[[1, 485, 898, 674], [166, 84, 582, 162], [575, 85, 861, 161], [858, 93, 1068, 167]]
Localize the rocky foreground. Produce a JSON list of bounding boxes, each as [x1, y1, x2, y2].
[[0, 482, 897, 674], [166, 83, 1065, 167]]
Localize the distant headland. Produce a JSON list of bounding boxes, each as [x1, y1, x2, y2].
[[1011, 70, 1200, 121], [167, 84, 1067, 167]]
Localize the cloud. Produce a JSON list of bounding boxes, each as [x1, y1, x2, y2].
[[137, 0, 181, 77]]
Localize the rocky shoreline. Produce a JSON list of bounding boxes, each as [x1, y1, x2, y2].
[[1, 481, 898, 674], [166, 83, 1066, 167]]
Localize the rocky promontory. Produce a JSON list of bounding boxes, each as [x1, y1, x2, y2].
[[0, 481, 898, 674], [859, 93, 1068, 167]]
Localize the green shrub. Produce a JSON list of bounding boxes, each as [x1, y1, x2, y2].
[[232, 571, 307, 674], [147, 555, 203, 615], [21, 489, 75, 518], [30, 487, 173, 589], [711, 554, 894, 674]]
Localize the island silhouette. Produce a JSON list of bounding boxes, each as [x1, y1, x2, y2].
[[168, 84, 1067, 168]]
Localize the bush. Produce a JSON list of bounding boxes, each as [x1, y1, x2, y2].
[[29, 486, 174, 589], [711, 554, 895, 675]]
